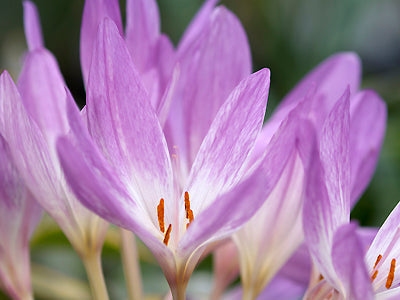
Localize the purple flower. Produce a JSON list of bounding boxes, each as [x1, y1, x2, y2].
[[0, 77, 42, 300], [55, 15, 314, 298], [213, 52, 387, 298], [0, 1, 109, 259]]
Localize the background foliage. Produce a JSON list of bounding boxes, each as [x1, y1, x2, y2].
[[0, 0, 399, 299]]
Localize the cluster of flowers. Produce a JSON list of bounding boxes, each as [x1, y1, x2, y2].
[[0, 0, 392, 299]]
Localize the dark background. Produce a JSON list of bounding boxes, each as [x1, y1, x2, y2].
[[0, 0, 399, 298]]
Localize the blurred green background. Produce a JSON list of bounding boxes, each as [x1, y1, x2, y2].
[[0, 0, 399, 299]]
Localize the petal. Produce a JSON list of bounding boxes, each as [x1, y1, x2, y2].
[[303, 88, 351, 287], [350, 90, 387, 204], [23, 1, 44, 50], [86, 19, 173, 223], [256, 275, 307, 300], [178, 0, 219, 53], [18, 49, 68, 141], [270, 52, 361, 129], [125, 0, 160, 73], [80, 0, 123, 85], [332, 223, 374, 300], [185, 69, 270, 216], [0, 135, 41, 299], [179, 105, 315, 256], [167, 6, 252, 167]]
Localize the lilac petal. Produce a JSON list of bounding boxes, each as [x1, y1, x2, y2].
[[303, 89, 350, 287], [180, 106, 315, 256], [365, 201, 400, 292], [169, 6, 251, 166], [0, 135, 41, 300], [178, 0, 219, 53], [18, 49, 68, 140], [332, 223, 374, 300], [23, 1, 44, 50], [184, 69, 270, 216], [350, 90, 387, 204], [270, 53, 361, 129], [80, 0, 123, 85], [256, 275, 307, 300], [86, 19, 173, 221], [125, 0, 160, 73]]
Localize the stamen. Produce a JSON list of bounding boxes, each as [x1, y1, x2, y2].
[[371, 270, 378, 282], [386, 259, 396, 289], [157, 198, 165, 233], [184, 191, 194, 228], [374, 255, 383, 269], [163, 224, 172, 246]]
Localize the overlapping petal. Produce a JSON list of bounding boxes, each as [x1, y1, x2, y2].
[[23, 1, 44, 51]]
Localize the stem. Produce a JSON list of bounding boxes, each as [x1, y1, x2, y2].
[[81, 251, 109, 300], [120, 229, 143, 300], [171, 284, 187, 300], [241, 287, 257, 300]]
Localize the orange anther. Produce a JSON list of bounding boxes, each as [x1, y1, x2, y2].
[[374, 254, 383, 269], [184, 191, 194, 227], [157, 198, 165, 233], [163, 224, 172, 246], [386, 259, 396, 289], [371, 270, 378, 282]]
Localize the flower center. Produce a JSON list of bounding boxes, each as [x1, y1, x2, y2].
[[371, 254, 396, 289], [157, 191, 195, 246]]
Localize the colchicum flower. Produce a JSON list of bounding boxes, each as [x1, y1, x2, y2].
[[0, 121, 41, 300], [212, 52, 387, 299], [55, 16, 314, 299], [302, 84, 388, 299], [0, 2, 109, 298]]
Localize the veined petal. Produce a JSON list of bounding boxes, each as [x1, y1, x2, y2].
[[125, 0, 160, 73], [332, 223, 374, 300], [86, 19, 173, 225], [169, 6, 251, 166], [180, 106, 314, 256], [303, 88, 351, 289], [185, 69, 269, 216], [23, 1, 44, 51], [80, 0, 123, 85], [350, 90, 387, 204], [0, 134, 41, 300], [18, 49, 68, 141], [365, 201, 400, 293]]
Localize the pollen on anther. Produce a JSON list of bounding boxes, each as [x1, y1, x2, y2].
[[184, 191, 194, 228], [371, 270, 378, 282], [374, 254, 383, 269], [163, 224, 172, 246], [157, 198, 165, 233], [385, 258, 396, 289]]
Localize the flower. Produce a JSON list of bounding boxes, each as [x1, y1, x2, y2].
[[56, 17, 313, 298], [212, 52, 387, 299], [0, 1, 109, 262], [0, 127, 41, 300]]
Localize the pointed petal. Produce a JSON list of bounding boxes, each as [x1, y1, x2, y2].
[[80, 0, 122, 85], [169, 6, 251, 166], [18, 49, 68, 140], [125, 0, 160, 73], [178, 0, 219, 53], [332, 223, 374, 300], [350, 90, 387, 204], [23, 1, 44, 50], [270, 52, 361, 128], [185, 69, 269, 215], [303, 89, 351, 287], [180, 106, 315, 256], [86, 19, 173, 220]]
